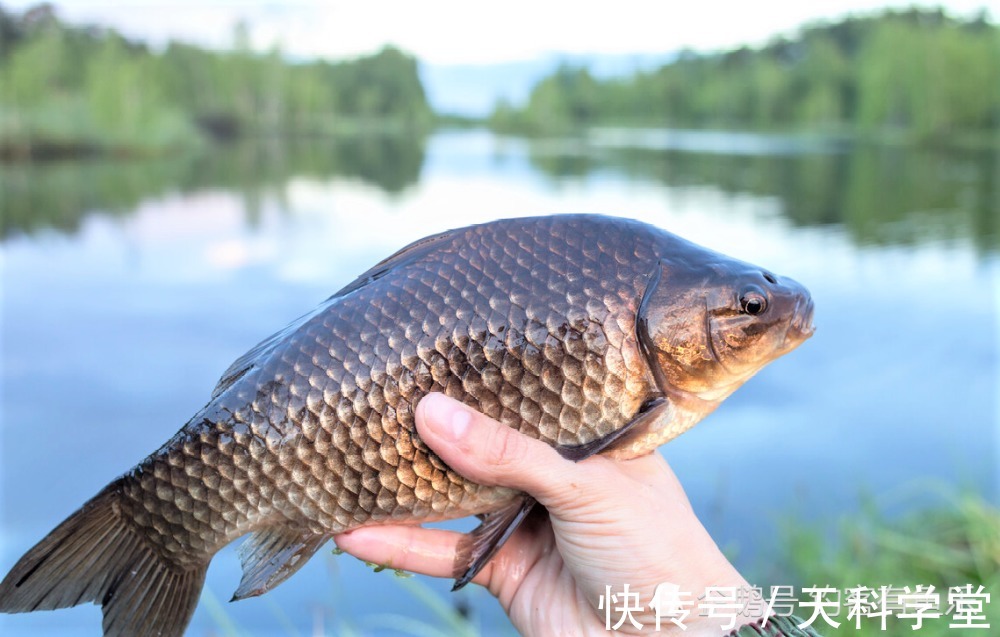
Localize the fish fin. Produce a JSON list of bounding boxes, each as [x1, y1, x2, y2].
[[556, 397, 669, 461], [450, 399, 669, 589], [213, 228, 457, 399], [211, 308, 319, 399], [231, 528, 331, 601], [0, 485, 207, 637], [328, 227, 457, 300], [452, 496, 537, 591]]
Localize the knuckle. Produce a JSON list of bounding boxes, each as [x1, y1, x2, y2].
[[484, 424, 528, 471]]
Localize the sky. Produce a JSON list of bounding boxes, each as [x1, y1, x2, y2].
[[5, 0, 996, 65]]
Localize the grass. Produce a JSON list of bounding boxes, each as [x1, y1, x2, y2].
[[202, 559, 486, 637], [200, 489, 997, 636], [761, 490, 999, 636]]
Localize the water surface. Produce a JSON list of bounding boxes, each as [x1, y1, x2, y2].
[[1, 129, 997, 636]]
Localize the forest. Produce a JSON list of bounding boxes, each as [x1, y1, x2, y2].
[[0, 4, 431, 158], [489, 8, 1000, 144], [1, 4, 998, 157]]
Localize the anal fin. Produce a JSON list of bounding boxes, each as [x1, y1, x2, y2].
[[452, 399, 668, 590], [232, 528, 331, 601]]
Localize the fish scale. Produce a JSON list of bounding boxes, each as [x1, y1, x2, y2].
[[0, 214, 815, 637], [122, 217, 653, 564]]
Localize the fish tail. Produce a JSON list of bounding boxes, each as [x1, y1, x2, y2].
[[0, 483, 207, 637]]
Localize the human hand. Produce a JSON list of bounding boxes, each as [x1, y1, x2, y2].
[[334, 393, 756, 636]]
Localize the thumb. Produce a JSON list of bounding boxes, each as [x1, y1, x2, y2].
[[415, 393, 586, 511]]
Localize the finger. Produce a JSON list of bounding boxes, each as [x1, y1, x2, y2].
[[333, 526, 494, 587], [415, 393, 585, 510]]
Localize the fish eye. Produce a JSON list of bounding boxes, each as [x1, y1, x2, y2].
[[739, 287, 768, 316]]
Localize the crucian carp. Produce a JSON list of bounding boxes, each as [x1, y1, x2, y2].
[[0, 214, 815, 636]]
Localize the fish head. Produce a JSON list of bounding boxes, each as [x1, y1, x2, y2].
[[639, 254, 815, 404]]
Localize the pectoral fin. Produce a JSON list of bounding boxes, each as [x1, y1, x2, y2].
[[452, 400, 666, 590], [556, 398, 668, 461], [231, 529, 331, 601], [452, 495, 537, 591]]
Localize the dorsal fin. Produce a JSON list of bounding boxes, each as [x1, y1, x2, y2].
[[211, 227, 458, 400], [210, 307, 322, 399], [231, 529, 331, 601], [325, 226, 457, 300]]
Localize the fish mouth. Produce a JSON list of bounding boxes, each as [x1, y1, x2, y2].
[[787, 297, 816, 342]]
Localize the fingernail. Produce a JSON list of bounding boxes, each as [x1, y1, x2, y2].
[[447, 409, 471, 440]]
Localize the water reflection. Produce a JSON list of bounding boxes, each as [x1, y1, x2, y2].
[[0, 132, 426, 239], [527, 135, 998, 254], [4, 130, 996, 258]]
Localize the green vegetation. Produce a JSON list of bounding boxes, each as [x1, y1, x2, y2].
[[763, 492, 999, 636], [203, 571, 487, 637], [5, 131, 994, 254], [524, 141, 998, 253], [3, 5, 997, 156], [0, 4, 431, 158], [0, 134, 426, 238], [490, 8, 1000, 145], [198, 493, 998, 636]]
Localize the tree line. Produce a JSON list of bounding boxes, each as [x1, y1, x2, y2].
[[1, 4, 998, 157], [0, 4, 431, 158], [490, 8, 1000, 143]]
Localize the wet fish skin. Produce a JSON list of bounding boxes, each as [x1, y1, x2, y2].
[[0, 214, 814, 636]]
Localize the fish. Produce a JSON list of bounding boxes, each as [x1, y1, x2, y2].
[[0, 214, 814, 636]]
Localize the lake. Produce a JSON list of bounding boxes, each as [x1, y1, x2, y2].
[[1, 129, 997, 636]]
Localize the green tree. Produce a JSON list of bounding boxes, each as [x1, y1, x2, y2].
[[0, 4, 432, 156], [491, 9, 999, 143]]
